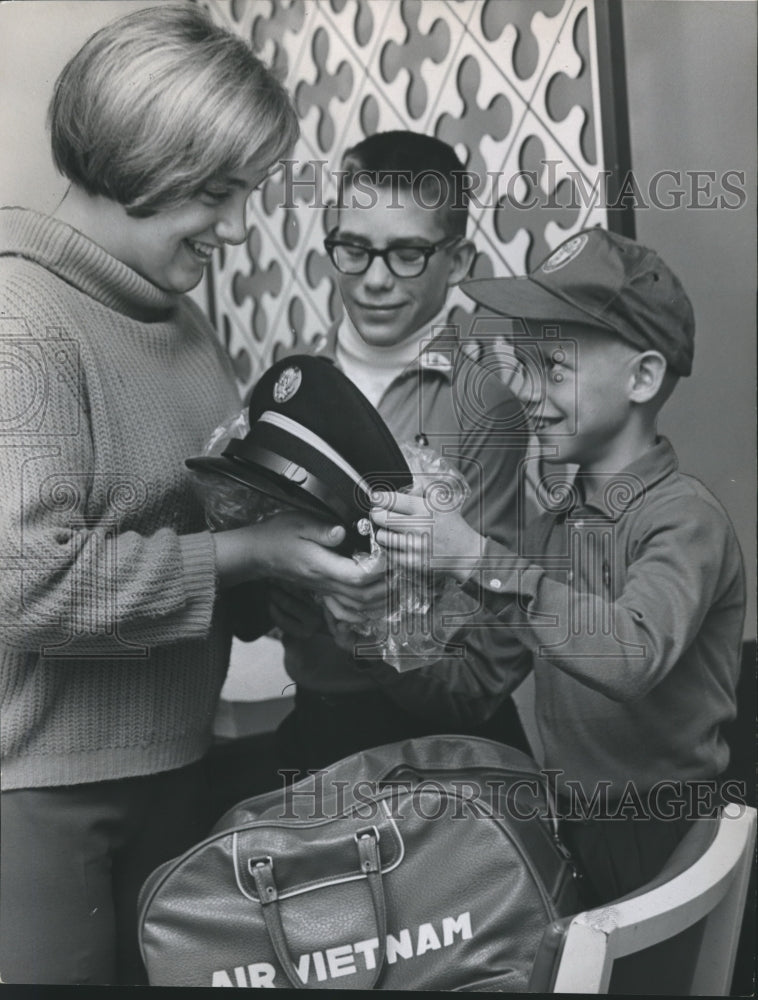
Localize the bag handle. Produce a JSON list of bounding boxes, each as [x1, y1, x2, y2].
[[250, 828, 387, 990]]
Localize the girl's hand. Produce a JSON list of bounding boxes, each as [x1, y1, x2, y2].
[[214, 510, 387, 598], [370, 492, 483, 583]]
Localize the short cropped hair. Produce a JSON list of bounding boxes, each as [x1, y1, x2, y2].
[[49, 4, 299, 216], [338, 132, 470, 238]]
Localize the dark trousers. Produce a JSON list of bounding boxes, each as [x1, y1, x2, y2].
[[0, 761, 211, 985], [559, 812, 696, 907], [207, 688, 532, 822]]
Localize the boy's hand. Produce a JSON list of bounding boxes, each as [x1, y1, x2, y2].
[[370, 492, 483, 583]]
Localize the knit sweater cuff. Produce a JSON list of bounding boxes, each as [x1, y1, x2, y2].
[[179, 532, 219, 634]]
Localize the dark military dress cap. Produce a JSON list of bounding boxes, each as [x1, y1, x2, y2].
[[186, 354, 413, 552]]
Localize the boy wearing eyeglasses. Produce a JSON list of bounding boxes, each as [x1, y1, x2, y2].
[[248, 132, 532, 787]]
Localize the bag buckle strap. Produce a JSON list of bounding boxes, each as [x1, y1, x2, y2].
[[249, 856, 278, 904], [355, 827, 381, 874], [244, 833, 388, 990]]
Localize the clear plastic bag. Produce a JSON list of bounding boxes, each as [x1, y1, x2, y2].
[[188, 410, 291, 530], [332, 442, 480, 671], [188, 412, 477, 672]]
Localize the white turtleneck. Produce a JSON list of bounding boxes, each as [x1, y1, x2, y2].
[[335, 308, 449, 408]]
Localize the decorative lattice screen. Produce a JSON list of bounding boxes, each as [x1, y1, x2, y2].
[[202, 0, 623, 395]]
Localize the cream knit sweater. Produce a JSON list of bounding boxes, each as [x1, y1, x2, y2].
[[0, 207, 241, 789]]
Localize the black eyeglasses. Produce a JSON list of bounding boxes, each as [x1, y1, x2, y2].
[[323, 229, 460, 278]]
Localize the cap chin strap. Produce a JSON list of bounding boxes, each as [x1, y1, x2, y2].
[[222, 409, 372, 531], [223, 440, 357, 528], [258, 411, 373, 496]]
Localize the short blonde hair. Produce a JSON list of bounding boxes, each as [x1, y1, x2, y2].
[[49, 3, 299, 216]]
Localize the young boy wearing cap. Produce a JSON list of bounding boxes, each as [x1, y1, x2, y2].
[[372, 227, 746, 904], [248, 132, 531, 783]]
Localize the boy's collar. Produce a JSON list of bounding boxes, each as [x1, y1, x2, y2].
[[559, 438, 678, 521], [321, 308, 466, 381]]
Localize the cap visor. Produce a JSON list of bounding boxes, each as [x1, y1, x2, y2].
[[462, 276, 611, 328], [185, 455, 336, 522]]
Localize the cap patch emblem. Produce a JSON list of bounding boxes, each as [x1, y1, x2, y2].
[[542, 233, 589, 273], [273, 366, 302, 403]]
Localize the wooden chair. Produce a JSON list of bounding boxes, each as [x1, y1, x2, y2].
[[528, 805, 756, 995]]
